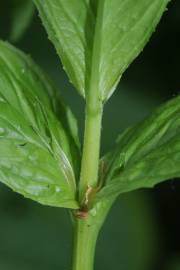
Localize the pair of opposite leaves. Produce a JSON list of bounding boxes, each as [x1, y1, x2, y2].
[[0, 0, 179, 210]]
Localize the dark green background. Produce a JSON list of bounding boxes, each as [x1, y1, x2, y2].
[[0, 1, 180, 269]]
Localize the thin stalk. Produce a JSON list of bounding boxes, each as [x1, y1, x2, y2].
[[72, 200, 114, 270], [79, 102, 103, 200], [72, 2, 106, 270], [79, 0, 105, 201], [72, 219, 99, 270]]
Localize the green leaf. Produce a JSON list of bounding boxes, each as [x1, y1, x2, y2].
[[96, 96, 180, 201], [33, 0, 170, 100], [10, 0, 35, 42], [0, 41, 80, 209]]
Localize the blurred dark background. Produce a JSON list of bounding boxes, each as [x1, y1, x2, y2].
[[0, 1, 180, 270]]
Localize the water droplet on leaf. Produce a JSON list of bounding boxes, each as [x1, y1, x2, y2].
[[55, 186, 61, 193]]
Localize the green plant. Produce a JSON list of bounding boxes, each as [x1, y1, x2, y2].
[[1, 0, 35, 42], [0, 1, 179, 270]]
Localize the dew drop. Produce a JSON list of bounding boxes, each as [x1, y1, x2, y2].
[[55, 186, 61, 193]]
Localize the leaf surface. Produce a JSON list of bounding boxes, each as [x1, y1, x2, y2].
[[33, 0, 170, 100], [10, 0, 35, 42], [0, 41, 80, 209], [97, 96, 180, 200]]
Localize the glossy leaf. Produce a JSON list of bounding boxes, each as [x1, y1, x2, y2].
[[0, 41, 80, 209], [97, 96, 180, 201], [33, 0, 170, 100], [10, 0, 35, 42]]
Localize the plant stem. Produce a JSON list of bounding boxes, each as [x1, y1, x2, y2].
[[79, 101, 103, 200], [79, 0, 104, 201], [73, 96, 104, 270], [72, 200, 113, 270], [71, 103, 103, 270], [72, 219, 99, 270], [75, 1, 105, 263]]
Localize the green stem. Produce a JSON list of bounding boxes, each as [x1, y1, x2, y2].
[[73, 3, 106, 268], [72, 200, 113, 270], [73, 98, 103, 270], [72, 219, 99, 270], [79, 0, 104, 201], [79, 102, 103, 200]]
